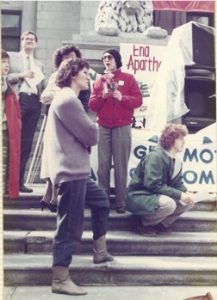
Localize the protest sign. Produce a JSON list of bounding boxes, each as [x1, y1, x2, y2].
[[91, 125, 216, 193], [128, 126, 216, 192], [120, 42, 166, 128]]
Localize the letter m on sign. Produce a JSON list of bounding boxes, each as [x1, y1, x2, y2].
[[184, 148, 198, 162]]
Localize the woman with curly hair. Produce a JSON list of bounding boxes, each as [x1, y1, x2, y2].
[[40, 45, 90, 212], [46, 58, 113, 296], [41, 44, 82, 105], [126, 123, 195, 236]]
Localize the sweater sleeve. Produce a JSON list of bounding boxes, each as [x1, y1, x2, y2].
[[40, 72, 59, 104], [143, 152, 182, 199], [55, 96, 98, 147], [120, 75, 142, 109]]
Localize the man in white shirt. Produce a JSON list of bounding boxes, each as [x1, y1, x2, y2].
[[8, 31, 44, 193]]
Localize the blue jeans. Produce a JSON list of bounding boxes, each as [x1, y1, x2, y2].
[[53, 177, 110, 267]]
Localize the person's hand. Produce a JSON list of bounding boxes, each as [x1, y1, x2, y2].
[[181, 192, 194, 204], [102, 90, 110, 99], [20, 71, 34, 79], [41, 93, 54, 104], [25, 71, 34, 78], [102, 84, 112, 99], [113, 90, 122, 101]]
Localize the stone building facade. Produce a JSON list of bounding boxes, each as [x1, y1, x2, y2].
[[1, 1, 214, 79], [1, 1, 99, 79]]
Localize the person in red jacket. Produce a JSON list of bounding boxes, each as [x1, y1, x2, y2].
[[2, 49, 21, 198], [89, 49, 142, 213]]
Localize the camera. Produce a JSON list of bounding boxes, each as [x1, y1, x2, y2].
[[107, 81, 118, 92]]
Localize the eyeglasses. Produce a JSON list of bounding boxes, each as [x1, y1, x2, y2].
[[102, 55, 114, 61]]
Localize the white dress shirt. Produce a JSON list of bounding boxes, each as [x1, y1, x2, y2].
[[19, 52, 38, 95]]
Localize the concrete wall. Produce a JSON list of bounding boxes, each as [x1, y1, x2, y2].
[[1, 1, 23, 11], [80, 1, 99, 33], [36, 1, 81, 80], [2, 0, 100, 80], [21, 1, 37, 33]]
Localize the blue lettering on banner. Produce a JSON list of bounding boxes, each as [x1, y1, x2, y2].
[[134, 145, 147, 159], [200, 149, 213, 163], [184, 149, 198, 162], [182, 170, 215, 185], [184, 148, 214, 164], [134, 144, 155, 159], [200, 170, 215, 184]]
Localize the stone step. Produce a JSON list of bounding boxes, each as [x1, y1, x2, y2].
[[4, 209, 217, 232], [4, 254, 217, 286], [4, 193, 217, 212], [4, 184, 217, 211], [4, 230, 217, 257], [4, 285, 217, 300]]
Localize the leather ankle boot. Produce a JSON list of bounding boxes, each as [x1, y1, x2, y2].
[[183, 292, 214, 300], [93, 235, 114, 264], [51, 266, 87, 295]]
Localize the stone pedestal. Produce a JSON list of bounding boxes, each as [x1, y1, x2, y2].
[[64, 32, 169, 73]]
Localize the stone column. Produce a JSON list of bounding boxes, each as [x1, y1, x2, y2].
[[21, 1, 37, 33]]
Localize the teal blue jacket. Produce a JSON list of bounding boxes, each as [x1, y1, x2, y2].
[[126, 146, 187, 215]]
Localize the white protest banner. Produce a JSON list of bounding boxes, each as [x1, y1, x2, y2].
[[128, 126, 216, 193], [91, 124, 216, 193], [120, 42, 166, 128]]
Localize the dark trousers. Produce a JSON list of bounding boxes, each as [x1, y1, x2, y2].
[[53, 177, 110, 267], [19, 93, 41, 186]]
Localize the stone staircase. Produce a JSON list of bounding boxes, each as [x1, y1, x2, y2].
[[3, 185, 217, 290]]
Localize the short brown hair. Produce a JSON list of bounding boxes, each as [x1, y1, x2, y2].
[[2, 49, 9, 60], [53, 44, 81, 69], [21, 31, 38, 42], [159, 124, 188, 150], [56, 58, 89, 88]]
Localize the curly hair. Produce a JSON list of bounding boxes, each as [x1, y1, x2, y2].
[[56, 58, 89, 88], [159, 124, 188, 150], [2, 49, 9, 59], [53, 44, 82, 69]]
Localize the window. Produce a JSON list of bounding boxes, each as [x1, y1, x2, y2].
[[1, 10, 22, 51], [187, 12, 214, 27]]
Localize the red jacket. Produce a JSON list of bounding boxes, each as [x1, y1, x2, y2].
[[4, 86, 21, 198], [89, 69, 142, 128]]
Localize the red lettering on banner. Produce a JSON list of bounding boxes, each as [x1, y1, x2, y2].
[[133, 45, 150, 57], [127, 54, 162, 74], [127, 55, 134, 71]]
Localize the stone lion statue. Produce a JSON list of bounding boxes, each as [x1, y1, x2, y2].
[[95, 0, 153, 36]]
